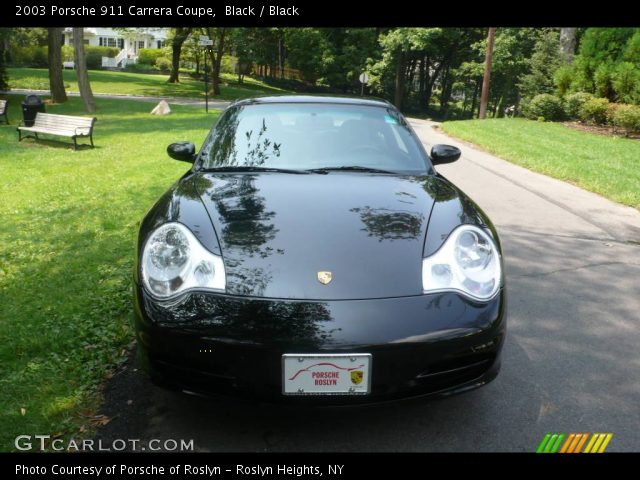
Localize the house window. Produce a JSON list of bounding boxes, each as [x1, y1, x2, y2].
[[118, 39, 124, 49], [99, 37, 117, 48], [156, 40, 165, 49], [138, 41, 145, 50]]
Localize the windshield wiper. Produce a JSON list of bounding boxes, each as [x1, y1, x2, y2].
[[306, 165, 397, 174], [202, 166, 309, 174]]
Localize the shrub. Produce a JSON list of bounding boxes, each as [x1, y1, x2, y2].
[[606, 103, 622, 125], [579, 97, 610, 125], [525, 93, 564, 121], [564, 92, 594, 119], [138, 48, 165, 66], [554, 65, 574, 98], [155, 56, 172, 72], [61, 45, 74, 62], [10, 46, 48, 67], [613, 104, 640, 134], [124, 63, 154, 73], [594, 63, 615, 100], [613, 62, 639, 104], [82, 46, 118, 70]]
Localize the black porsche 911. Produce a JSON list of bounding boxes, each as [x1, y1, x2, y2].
[[134, 95, 505, 403]]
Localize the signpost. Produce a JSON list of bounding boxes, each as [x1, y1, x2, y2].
[[199, 36, 214, 113], [359, 72, 369, 97]]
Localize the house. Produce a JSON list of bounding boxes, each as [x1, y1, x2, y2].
[[62, 28, 168, 68]]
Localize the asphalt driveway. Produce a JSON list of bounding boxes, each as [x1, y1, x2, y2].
[[95, 119, 640, 452]]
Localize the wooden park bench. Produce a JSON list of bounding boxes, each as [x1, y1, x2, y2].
[[0, 99, 8, 124], [17, 112, 96, 150]]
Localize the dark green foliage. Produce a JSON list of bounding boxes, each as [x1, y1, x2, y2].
[[594, 63, 616, 100], [0, 30, 8, 90], [525, 93, 564, 121], [10, 45, 49, 67], [613, 62, 639, 104], [519, 30, 562, 100], [554, 65, 573, 98], [570, 28, 640, 104], [564, 92, 594, 119]]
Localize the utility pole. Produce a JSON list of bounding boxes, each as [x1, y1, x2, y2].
[[479, 27, 495, 120]]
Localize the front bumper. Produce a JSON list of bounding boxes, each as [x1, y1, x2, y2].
[[134, 284, 506, 404]]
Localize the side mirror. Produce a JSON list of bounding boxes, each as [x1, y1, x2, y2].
[[167, 142, 196, 163], [430, 144, 461, 165]]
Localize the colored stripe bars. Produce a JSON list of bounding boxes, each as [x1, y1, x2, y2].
[[537, 433, 613, 453]]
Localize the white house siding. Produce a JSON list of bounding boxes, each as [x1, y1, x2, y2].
[[62, 28, 168, 65]]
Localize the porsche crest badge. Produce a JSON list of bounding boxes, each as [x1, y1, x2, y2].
[[350, 370, 364, 385], [317, 271, 332, 285]]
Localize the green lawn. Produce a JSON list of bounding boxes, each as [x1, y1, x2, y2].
[[441, 118, 640, 209], [0, 94, 219, 450], [7, 67, 291, 100]]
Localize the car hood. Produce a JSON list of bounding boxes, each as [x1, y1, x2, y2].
[[195, 172, 444, 300]]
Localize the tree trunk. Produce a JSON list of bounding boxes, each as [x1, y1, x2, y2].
[[168, 28, 190, 83], [439, 65, 452, 116], [72, 28, 95, 113], [211, 28, 226, 96], [560, 28, 577, 63], [47, 28, 67, 103], [394, 50, 406, 110], [479, 27, 496, 119], [418, 57, 426, 106], [470, 78, 481, 119]]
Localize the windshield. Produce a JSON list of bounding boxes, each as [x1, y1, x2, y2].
[[200, 103, 431, 174]]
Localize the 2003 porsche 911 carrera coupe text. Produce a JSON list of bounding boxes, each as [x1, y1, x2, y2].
[[134, 96, 506, 404]]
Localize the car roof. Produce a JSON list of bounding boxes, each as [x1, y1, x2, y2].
[[230, 95, 394, 109]]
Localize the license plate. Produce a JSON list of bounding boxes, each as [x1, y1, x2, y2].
[[282, 354, 371, 395]]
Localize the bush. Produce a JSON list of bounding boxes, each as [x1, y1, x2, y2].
[[138, 48, 165, 66], [564, 92, 594, 119], [579, 97, 610, 125], [606, 102, 622, 125], [123, 63, 154, 73], [61, 45, 74, 62], [594, 63, 615, 100], [81, 46, 118, 70], [9, 46, 48, 67], [613, 62, 639, 104], [554, 65, 574, 98], [613, 104, 640, 134], [154, 56, 172, 73], [525, 93, 564, 121]]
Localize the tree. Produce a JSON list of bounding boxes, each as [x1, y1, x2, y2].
[[47, 28, 67, 103], [0, 29, 9, 91], [72, 28, 95, 112], [168, 27, 191, 83], [201, 28, 228, 96], [518, 30, 562, 100], [284, 28, 325, 83], [559, 28, 577, 62], [479, 28, 496, 119]]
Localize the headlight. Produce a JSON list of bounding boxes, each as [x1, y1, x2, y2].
[[141, 222, 225, 299], [422, 225, 502, 301]]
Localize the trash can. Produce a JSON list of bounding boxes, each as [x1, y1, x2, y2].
[[22, 95, 45, 127]]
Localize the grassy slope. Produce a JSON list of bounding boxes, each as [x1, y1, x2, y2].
[[441, 118, 640, 209], [7, 67, 291, 100], [0, 94, 219, 450]]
